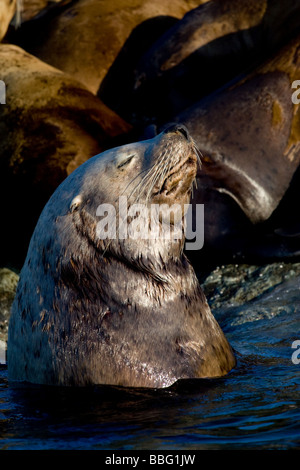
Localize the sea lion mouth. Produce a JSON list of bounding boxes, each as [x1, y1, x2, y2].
[[153, 151, 198, 198]]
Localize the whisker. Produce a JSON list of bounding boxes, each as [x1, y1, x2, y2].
[[14, 0, 23, 28], [136, 148, 171, 204], [190, 136, 202, 166], [117, 167, 148, 201], [145, 148, 172, 202], [144, 155, 168, 202]]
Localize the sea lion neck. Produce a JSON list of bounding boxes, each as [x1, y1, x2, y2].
[[59, 228, 191, 293], [58, 245, 199, 312]]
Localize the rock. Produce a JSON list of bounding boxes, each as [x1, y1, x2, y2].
[[201, 262, 300, 311], [0, 268, 19, 343], [201, 262, 300, 332], [0, 44, 131, 267]]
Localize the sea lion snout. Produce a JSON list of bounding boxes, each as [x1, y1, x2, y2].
[[163, 124, 190, 140]]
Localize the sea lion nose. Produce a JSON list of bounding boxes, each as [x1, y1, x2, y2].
[[163, 124, 190, 140]]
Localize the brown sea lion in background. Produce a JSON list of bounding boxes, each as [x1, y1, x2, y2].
[[99, 0, 300, 125], [0, 0, 19, 40], [157, 33, 300, 264], [7, 0, 203, 95], [17, 0, 70, 23], [7, 125, 236, 388], [0, 44, 131, 268]]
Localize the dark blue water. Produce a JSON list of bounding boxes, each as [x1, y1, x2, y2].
[[0, 264, 299, 450]]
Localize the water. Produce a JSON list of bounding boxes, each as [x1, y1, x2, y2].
[[0, 263, 299, 450]]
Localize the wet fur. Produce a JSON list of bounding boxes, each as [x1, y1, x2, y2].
[[8, 127, 235, 387]]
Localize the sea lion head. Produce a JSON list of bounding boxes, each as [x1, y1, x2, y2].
[[63, 124, 200, 269]]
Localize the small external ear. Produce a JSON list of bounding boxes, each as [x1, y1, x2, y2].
[[69, 195, 82, 213]]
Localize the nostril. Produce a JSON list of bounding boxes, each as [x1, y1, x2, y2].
[[163, 124, 190, 140], [177, 126, 189, 140]]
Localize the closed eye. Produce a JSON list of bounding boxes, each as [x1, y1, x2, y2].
[[117, 154, 135, 169]]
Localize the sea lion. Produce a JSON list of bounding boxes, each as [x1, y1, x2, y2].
[[9, 0, 202, 95], [0, 0, 19, 40], [7, 125, 235, 388], [17, 0, 70, 23], [0, 43, 131, 268], [99, 0, 300, 125], [147, 31, 300, 264]]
